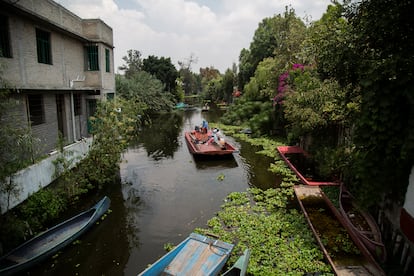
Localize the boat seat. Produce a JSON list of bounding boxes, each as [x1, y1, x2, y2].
[[163, 240, 226, 276]]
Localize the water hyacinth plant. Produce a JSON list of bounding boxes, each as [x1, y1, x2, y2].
[[194, 129, 333, 275]]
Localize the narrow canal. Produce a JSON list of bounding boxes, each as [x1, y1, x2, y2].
[[27, 107, 278, 276]]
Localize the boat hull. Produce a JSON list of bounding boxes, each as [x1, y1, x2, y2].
[[185, 131, 236, 157], [339, 185, 387, 263], [293, 185, 385, 276], [138, 232, 234, 276], [277, 146, 340, 186], [0, 196, 110, 275]]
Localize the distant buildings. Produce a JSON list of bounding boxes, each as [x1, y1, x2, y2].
[[0, 0, 115, 154]]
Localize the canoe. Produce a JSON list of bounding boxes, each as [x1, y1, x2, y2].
[[277, 146, 340, 186], [222, 248, 250, 276], [293, 185, 385, 276], [339, 184, 387, 263], [185, 131, 237, 157], [0, 196, 110, 275], [138, 232, 234, 276]]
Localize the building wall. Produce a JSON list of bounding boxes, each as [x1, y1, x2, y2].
[[0, 138, 93, 214], [1, 0, 115, 92], [2, 13, 109, 90], [1, 0, 115, 154]]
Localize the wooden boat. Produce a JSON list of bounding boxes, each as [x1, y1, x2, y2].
[[222, 248, 250, 276], [293, 185, 385, 276], [0, 196, 110, 275], [277, 146, 340, 186], [185, 131, 237, 157], [339, 184, 387, 263], [138, 232, 234, 276]]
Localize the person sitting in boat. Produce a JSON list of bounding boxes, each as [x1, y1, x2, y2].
[[206, 128, 225, 148], [201, 120, 208, 134], [217, 137, 226, 149]]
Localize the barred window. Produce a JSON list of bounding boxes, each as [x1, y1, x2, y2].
[[85, 45, 99, 71], [28, 95, 45, 125], [36, 29, 52, 64], [105, 48, 110, 72]]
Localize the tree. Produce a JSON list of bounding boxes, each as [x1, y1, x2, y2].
[[222, 69, 236, 103], [116, 72, 174, 115], [343, 0, 414, 204], [238, 7, 306, 90], [0, 90, 39, 213], [178, 54, 199, 96], [142, 55, 178, 93], [303, 3, 356, 85], [118, 49, 143, 78]]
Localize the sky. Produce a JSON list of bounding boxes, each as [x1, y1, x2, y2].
[[56, 0, 332, 73]]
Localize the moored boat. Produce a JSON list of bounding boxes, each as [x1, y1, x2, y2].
[[185, 130, 237, 158], [277, 146, 340, 186], [293, 185, 385, 276], [339, 184, 387, 263], [222, 248, 250, 276], [138, 232, 234, 276], [0, 196, 110, 275]]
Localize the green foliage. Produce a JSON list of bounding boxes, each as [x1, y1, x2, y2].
[[116, 71, 174, 115], [342, 0, 414, 205], [280, 67, 361, 183], [118, 49, 143, 78], [304, 3, 356, 85], [0, 89, 41, 212], [18, 188, 67, 231], [82, 99, 138, 188], [196, 188, 331, 275], [221, 99, 274, 136], [142, 55, 179, 97], [51, 98, 139, 198], [238, 7, 307, 90]]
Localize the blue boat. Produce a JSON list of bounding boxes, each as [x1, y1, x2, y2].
[[222, 249, 250, 276], [0, 196, 110, 275], [138, 233, 234, 276]]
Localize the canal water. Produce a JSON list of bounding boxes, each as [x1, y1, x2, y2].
[[27, 108, 278, 276]]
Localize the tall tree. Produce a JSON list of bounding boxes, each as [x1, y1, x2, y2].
[[142, 55, 178, 93], [343, 0, 414, 204], [116, 72, 174, 115], [118, 49, 143, 78], [238, 7, 306, 90], [178, 54, 199, 96]]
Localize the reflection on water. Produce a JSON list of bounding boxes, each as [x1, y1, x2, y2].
[[26, 107, 278, 276], [131, 113, 183, 160], [194, 157, 238, 170]]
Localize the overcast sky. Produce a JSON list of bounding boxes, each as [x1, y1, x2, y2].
[[56, 0, 332, 73]]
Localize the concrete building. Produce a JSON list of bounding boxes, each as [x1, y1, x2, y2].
[[0, 0, 115, 154]]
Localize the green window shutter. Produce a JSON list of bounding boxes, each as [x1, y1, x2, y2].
[[85, 45, 99, 71], [105, 48, 110, 72], [36, 29, 52, 64]]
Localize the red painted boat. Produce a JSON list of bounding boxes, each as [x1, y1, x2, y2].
[[184, 131, 237, 157], [339, 184, 387, 263], [276, 146, 340, 186]]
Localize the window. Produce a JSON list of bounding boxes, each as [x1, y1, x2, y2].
[[106, 92, 115, 100], [36, 29, 52, 64], [0, 15, 12, 58], [74, 94, 82, 116], [85, 45, 99, 71], [105, 48, 110, 72], [28, 95, 45, 125]]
